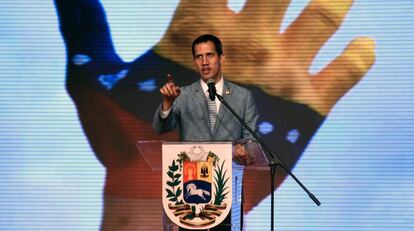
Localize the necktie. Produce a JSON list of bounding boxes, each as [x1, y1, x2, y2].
[[207, 97, 217, 135]]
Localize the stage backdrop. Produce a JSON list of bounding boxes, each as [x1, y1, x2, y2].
[[0, 0, 413, 230]]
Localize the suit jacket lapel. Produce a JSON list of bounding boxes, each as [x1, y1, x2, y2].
[[213, 80, 232, 137], [193, 81, 213, 138]]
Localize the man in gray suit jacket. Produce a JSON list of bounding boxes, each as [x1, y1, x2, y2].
[[153, 78, 258, 142], [153, 34, 258, 142], [153, 34, 259, 230]]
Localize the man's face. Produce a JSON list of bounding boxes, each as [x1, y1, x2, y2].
[[193, 41, 224, 82]]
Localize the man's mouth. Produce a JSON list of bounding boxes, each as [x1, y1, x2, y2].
[[202, 68, 210, 74]]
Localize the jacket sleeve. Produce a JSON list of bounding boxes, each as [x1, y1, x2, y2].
[[152, 101, 180, 134]]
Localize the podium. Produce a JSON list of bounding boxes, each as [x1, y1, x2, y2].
[[137, 140, 268, 231]]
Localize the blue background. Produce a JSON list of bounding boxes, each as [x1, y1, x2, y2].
[[0, 0, 413, 230]]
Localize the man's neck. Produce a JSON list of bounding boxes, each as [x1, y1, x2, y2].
[[202, 75, 223, 84]]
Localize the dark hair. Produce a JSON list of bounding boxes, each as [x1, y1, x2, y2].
[[192, 34, 223, 58]]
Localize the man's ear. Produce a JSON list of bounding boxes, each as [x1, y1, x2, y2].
[[220, 55, 225, 64]]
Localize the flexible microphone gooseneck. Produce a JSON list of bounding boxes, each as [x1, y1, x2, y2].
[[206, 79, 216, 101]]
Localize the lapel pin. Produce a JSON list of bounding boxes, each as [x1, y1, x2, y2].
[[225, 89, 230, 95]]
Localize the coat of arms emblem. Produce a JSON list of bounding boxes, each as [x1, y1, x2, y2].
[[162, 142, 232, 230]]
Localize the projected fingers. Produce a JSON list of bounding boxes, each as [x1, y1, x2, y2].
[[241, 0, 291, 29], [179, 0, 228, 9], [284, 0, 353, 64], [154, 0, 377, 116], [55, 0, 119, 60], [312, 37, 376, 114]]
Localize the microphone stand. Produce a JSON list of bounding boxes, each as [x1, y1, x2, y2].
[[215, 93, 321, 231]]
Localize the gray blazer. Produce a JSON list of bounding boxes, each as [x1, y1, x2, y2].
[[153, 80, 259, 141]]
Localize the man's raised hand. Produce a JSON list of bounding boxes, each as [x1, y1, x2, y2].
[[161, 74, 181, 111]]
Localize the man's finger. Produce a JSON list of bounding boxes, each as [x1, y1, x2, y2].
[[284, 0, 353, 64], [160, 87, 169, 97], [312, 37, 376, 115], [165, 84, 175, 96], [167, 74, 174, 83], [241, 0, 291, 29]]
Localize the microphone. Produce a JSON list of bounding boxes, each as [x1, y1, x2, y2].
[[206, 79, 216, 101]]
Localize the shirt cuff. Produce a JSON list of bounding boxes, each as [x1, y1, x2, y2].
[[160, 107, 172, 119]]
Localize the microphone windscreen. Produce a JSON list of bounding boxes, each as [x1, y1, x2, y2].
[[206, 79, 216, 101]]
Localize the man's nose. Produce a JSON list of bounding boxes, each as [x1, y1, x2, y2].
[[202, 56, 209, 65]]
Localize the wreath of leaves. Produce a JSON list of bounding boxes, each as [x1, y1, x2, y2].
[[165, 159, 183, 205], [213, 160, 229, 205]]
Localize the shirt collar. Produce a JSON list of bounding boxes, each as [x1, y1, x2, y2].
[[200, 76, 224, 96]]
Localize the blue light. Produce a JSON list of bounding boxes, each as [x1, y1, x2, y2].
[[98, 69, 129, 90], [72, 54, 91, 66], [258, 121, 274, 135], [286, 129, 300, 143], [137, 78, 157, 92]]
